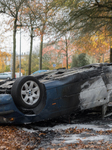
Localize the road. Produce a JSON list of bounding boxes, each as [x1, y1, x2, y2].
[[0, 111, 112, 149]]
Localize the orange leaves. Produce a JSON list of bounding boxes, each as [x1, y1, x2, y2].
[[96, 129, 112, 135], [0, 126, 40, 150], [39, 132, 46, 136], [65, 127, 90, 134], [1, 123, 112, 150]]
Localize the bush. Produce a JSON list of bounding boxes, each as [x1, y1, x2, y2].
[[71, 53, 96, 68]]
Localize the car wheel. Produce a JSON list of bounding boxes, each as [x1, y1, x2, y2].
[[11, 76, 43, 109]]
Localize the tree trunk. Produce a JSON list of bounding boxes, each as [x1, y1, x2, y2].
[[110, 47, 112, 63], [39, 32, 43, 70], [65, 39, 68, 69], [28, 27, 33, 75], [12, 19, 17, 78]]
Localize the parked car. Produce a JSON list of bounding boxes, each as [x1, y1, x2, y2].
[[0, 72, 12, 80], [0, 63, 112, 124]]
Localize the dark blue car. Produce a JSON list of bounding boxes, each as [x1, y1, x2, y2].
[[0, 63, 112, 124]]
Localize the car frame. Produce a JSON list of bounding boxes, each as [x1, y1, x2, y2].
[[0, 63, 112, 124]]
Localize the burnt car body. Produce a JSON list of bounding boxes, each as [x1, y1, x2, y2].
[[0, 63, 112, 124]]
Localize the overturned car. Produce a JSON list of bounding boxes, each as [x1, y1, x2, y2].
[[0, 63, 112, 124]]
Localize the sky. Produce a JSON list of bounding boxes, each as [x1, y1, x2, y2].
[[0, 14, 40, 55]]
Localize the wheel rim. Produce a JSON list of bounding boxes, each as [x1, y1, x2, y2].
[[21, 80, 40, 106]]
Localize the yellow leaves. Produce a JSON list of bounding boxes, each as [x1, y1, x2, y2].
[[110, 38, 112, 48], [0, 50, 11, 73], [74, 28, 110, 63], [0, 60, 2, 71]]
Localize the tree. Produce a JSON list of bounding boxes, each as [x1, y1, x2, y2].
[[0, 0, 27, 78], [54, 33, 74, 69], [51, 0, 112, 62], [42, 53, 52, 70], [74, 30, 110, 62], [43, 45, 65, 69], [21, 4, 36, 75], [52, 0, 112, 33], [28, 0, 55, 70], [20, 52, 40, 75], [71, 53, 96, 68]]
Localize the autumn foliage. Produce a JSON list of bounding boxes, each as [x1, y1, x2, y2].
[[74, 30, 110, 63], [0, 51, 11, 73]]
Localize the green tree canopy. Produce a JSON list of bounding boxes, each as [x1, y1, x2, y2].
[[71, 53, 96, 68], [52, 0, 112, 35], [51, 0, 112, 62]]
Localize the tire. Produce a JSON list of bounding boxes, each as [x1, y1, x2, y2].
[[11, 76, 44, 109]]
